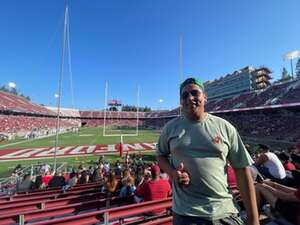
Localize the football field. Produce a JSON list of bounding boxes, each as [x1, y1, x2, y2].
[[0, 127, 159, 177]]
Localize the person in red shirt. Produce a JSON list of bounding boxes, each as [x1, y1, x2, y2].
[[278, 152, 296, 171], [42, 171, 53, 187], [135, 165, 172, 214], [227, 163, 237, 188]]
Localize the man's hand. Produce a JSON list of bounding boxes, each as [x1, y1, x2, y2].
[[174, 162, 190, 186]]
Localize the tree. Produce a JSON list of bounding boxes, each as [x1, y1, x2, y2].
[[0, 84, 31, 101], [281, 67, 292, 81], [296, 58, 300, 78], [109, 106, 118, 111]]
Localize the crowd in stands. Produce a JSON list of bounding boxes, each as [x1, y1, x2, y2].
[[218, 108, 300, 142], [0, 114, 79, 139], [46, 106, 81, 118], [0, 143, 299, 224], [2, 153, 172, 207]]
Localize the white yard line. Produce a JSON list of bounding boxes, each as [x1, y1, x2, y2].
[[0, 128, 90, 149], [0, 133, 57, 149]]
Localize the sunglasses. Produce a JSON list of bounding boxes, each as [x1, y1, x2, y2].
[[181, 90, 202, 99]]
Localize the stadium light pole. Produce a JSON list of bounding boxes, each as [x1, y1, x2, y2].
[[158, 99, 164, 110], [284, 50, 300, 79]]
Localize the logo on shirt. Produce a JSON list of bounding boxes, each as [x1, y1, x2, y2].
[[212, 135, 221, 144]]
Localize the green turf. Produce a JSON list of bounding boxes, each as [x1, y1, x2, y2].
[[0, 127, 160, 149], [0, 127, 159, 178]]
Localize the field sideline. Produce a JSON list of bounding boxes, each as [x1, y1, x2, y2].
[[0, 127, 160, 150]]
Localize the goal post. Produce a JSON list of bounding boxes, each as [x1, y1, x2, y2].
[[103, 81, 140, 157]]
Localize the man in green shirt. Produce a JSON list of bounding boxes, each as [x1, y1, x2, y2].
[[156, 78, 259, 225]]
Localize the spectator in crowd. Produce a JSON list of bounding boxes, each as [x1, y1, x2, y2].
[[103, 161, 110, 175], [290, 145, 300, 169], [135, 165, 171, 215], [136, 165, 171, 201], [92, 166, 105, 184], [34, 175, 43, 190], [255, 144, 286, 182], [42, 171, 53, 187], [17, 174, 34, 192], [135, 167, 151, 188], [278, 152, 296, 171], [114, 160, 122, 177], [40, 163, 51, 174], [62, 172, 78, 192], [119, 176, 136, 197], [121, 169, 133, 186], [125, 153, 130, 167], [104, 172, 119, 195], [78, 170, 89, 184], [156, 78, 258, 225], [98, 155, 105, 164], [255, 180, 300, 225], [48, 172, 66, 188], [67, 172, 78, 187]]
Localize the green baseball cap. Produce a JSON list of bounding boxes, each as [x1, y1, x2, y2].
[[180, 77, 205, 94]]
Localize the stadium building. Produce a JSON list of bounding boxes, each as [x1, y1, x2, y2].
[[204, 66, 272, 101]]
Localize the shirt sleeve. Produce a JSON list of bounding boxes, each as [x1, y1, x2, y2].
[[227, 126, 254, 168], [156, 125, 170, 156], [135, 182, 148, 198]]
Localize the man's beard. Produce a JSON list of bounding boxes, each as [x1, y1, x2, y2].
[[183, 100, 202, 116]]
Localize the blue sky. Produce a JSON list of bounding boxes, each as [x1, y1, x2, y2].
[[0, 0, 299, 110]]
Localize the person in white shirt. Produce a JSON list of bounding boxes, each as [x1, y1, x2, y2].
[[255, 144, 286, 181]]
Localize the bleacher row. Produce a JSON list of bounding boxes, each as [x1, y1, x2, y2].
[[0, 92, 55, 116], [0, 182, 173, 225]]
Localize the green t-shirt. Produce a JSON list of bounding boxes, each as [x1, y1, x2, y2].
[[156, 113, 253, 220]]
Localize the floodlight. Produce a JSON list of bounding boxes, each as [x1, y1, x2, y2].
[[284, 50, 300, 61], [8, 82, 16, 89], [283, 50, 300, 78]]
